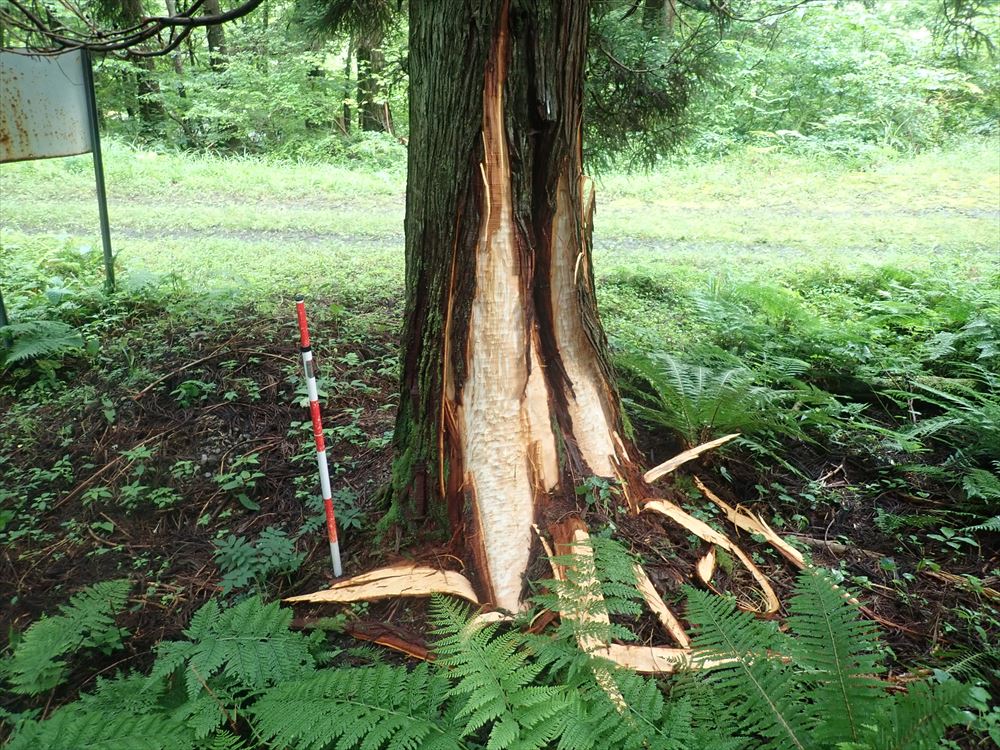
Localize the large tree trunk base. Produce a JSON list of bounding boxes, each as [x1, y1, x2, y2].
[[288, 439, 799, 675]]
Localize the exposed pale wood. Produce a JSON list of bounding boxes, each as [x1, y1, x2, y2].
[[642, 434, 740, 484], [596, 644, 734, 673], [470, 611, 513, 626], [694, 476, 806, 569], [632, 563, 691, 648], [549, 173, 619, 477], [696, 546, 717, 587], [644, 499, 780, 615], [285, 565, 479, 605], [458, 10, 558, 612]]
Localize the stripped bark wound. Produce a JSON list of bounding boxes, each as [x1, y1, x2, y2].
[[444, 3, 630, 612], [455, 16, 559, 612]]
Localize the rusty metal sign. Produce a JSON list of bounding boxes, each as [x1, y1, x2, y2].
[[0, 50, 92, 163]]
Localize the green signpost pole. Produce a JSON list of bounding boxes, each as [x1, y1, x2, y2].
[[81, 48, 115, 294]]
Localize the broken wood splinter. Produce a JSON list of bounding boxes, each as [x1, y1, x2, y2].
[[285, 564, 479, 606], [643, 498, 781, 615], [642, 433, 740, 484]]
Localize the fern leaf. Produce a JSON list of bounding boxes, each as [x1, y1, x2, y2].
[[786, 568, 883, 744], [0, 320, 84, 364], [962, 469, 1000, 503], [961, 514, 1000, 533], [154, 596, 315, 700], [3, 579, 130, 695], [686, 587, 812, 750], [874, 679, 970, 750], [249, 664, 463, 750], [6, 708, 194, 750], [430, 595, 572, 747]]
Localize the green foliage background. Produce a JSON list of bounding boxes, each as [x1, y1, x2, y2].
[[8, 0, 992, 166]]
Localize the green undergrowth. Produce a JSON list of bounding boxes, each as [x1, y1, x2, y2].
[[1, 551, 988, 749]]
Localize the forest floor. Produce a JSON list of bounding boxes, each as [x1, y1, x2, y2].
[[1, 140, 998, 744]]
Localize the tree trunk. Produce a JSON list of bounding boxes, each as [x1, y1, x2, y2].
[[164, 0, 185, 75], [643, 0, 676, 38], [203, 0, 227, 71], [392, 0, 646, 613], [356, 28, 391, 132], [341, 39, 353, 135]]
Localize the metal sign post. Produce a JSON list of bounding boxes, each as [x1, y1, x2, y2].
[[81, 49, 115, 293], [0, 49, 115, 293]]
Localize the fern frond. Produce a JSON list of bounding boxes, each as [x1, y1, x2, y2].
[[961, 514, 1000, 533], [199, 731, 250, 750], [0, 320, 84, 364], [873, 679, 970, 750], [3, 579, 131, 695], [6, 708, 194, 750], [249, 664, 463, 750], [430, 596, 567, 746], [535, 536, 644, 645], [686, 588, 812, 750], [151, 596, 315, 700], [618, 351, 812, 446], [962, 469, 1000, 503], [786, 568, 883, 744]]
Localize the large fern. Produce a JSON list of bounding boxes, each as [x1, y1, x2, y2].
[[6, 708, 194, 750], [1, 578, 131, 695], [534, 535, 645, 645], [151, 596, 319, 701], [685, 585, 813, 749], [0, 319, 85, 366], [431, 595, 568, 748], [683, 567, 972, 750], [785, 567, 884, 744], [617, 351, 820, 447], [5, 569, 973, 750], [250, 663, 463, 750], [875, 679, 972, 750]]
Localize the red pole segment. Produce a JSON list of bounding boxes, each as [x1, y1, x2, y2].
[[295, 295, 343, 577]]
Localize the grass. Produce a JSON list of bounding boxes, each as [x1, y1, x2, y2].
[[2, 139, 996, 301]]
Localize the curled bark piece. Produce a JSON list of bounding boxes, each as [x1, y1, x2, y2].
[[632, 563, 691, 648], [696, 546, 717, 587], [644, 499, 780, 615], [344, 621, 433, 661], [285, 565, 479, 605], [642, 433, 740, 484], [694, 476, 806, 569]]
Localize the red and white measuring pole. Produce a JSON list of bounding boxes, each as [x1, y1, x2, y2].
[[295, 295, 343, 577]]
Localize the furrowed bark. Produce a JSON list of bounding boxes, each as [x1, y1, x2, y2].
[[392, 0, 645, 612]]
